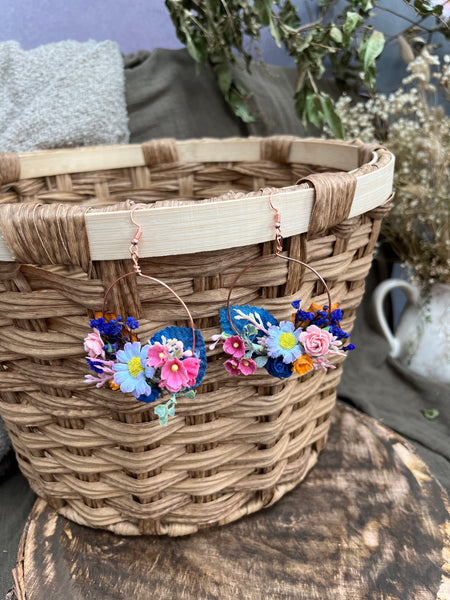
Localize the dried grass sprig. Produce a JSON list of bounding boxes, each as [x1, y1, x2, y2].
[[329, 46, 450, 289]]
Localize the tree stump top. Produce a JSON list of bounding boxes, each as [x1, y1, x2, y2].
[[11, 404, 450, 600]]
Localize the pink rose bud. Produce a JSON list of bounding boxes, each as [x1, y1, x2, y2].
[[84, 329, 105, 359], [299, 325, 333, 357]]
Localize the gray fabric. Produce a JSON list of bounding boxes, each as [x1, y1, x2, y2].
[[0, 422, 10, 463], [124, 48, 306, 142], [338, 263, 450, 491], [0, 40, 129, 152], [0, 471, 36, 596]]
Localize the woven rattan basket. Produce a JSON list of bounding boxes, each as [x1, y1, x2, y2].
[[0, 136, 394, 536]]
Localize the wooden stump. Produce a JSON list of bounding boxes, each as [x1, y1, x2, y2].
[[11, 404, 450, 600]]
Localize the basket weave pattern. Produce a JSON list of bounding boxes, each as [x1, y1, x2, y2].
[[0, 137, 391, 535]]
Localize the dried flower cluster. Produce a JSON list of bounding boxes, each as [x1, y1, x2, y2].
[[328, 47, 450, 289]]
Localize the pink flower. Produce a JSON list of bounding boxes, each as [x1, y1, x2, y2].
[[237, 358, 257, 376], [224, 358, 240, 376], [182, 357, 200, 386], [312, 356, 336, 372], [147, 343, 169, 368], [84, 329, 105, 359], [299, 325, 332, 357], [223, 336, 246, 358], [84, 359, 115, 387], [160, 357, 189, 392]]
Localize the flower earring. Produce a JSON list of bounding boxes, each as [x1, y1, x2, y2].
[[211, 199, 355, 379], [84, 206, 207, 425]]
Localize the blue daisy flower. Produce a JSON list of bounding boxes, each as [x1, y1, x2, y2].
[[265, 321, 303, 364], [113, 341, 154, 398]]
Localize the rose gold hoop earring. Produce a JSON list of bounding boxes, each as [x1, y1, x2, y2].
[[83, 206, 207, 425], [211, 199, 355, 380]]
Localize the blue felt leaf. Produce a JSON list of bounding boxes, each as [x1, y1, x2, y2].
[[150, 326, 207, 388], [219, 305, 278, 338]]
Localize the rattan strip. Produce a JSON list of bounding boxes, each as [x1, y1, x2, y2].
[[0, 139, 393, 264]]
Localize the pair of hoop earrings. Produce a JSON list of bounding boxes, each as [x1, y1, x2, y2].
[[84, 206, 354, 426]]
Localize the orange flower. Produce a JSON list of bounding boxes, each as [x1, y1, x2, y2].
[[94, 311, 117, 321], [109, 380, 120, 391], [293, 354, 314, 376], [307, 302, 340, 315]]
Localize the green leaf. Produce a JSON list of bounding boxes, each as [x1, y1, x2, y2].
[[294, 87, 308, 126], [184, 390, 196, 399], [214, 63, 232, 95], [358, 30, 384, 89], [154, 403, 168, 426], [320, 93, 345, 138], [306, 92, 324, 129], [269, 19, 282, 48], [179, 23, 204, 64], [227, 90, 255, 123], [255, 0, 281, 47], [243, 351, 254, 359], [343, 12, 363, 39], [255, 355, 268, 368], [360, 30, 385, 72], [245, 324, 258, 337], [362, 0, 374, 10], [422, 408, 439, 420], [414, 0, 435, 12], [330, 26, 343, 44]]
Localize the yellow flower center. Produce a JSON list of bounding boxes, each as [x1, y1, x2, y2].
[[243, 361, 249, 366], [128, 356, 144, 378], [171, 364, 179, 372], [233, 342, 240, 348], [159, 352, 165, 359], [279, 332, 297, 350]]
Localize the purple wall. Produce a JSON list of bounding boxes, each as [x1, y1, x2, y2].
[[0, 0, 306, 65], [0, 0, 183, 54], [0, 0, 440, 83]]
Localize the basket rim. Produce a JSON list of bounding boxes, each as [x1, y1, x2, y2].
[[0, 137, 395, 262], [13, 137, 373, 178]]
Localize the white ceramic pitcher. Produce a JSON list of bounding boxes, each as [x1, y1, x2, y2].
[[373, 280, 450, 384]]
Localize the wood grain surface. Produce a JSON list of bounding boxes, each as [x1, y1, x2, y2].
[[10, 404, 450, 600]]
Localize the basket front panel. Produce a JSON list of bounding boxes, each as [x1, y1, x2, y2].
[[0, 152, 388, 535]]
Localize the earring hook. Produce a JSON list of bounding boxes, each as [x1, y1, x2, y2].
[[226, 199, 333, 336], [269, 197, 283, 254], [101, 205, 197, 352]]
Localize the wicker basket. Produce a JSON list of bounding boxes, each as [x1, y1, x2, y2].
[[0, 136, 394, 536]]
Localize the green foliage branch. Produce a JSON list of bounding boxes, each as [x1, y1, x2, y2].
[[166, 0, 448, 138]]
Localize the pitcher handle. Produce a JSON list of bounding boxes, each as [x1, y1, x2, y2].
[[372, 279, 420, 357]]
